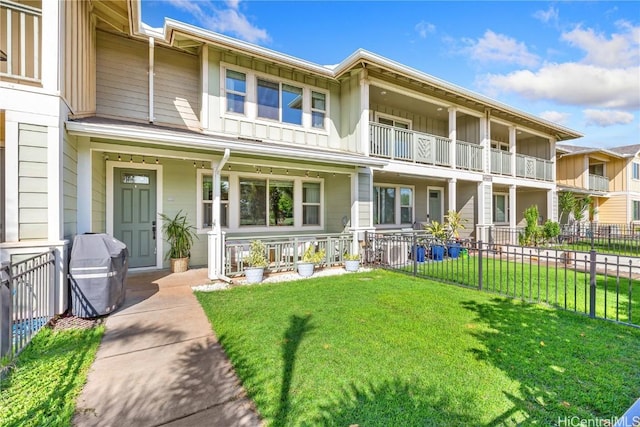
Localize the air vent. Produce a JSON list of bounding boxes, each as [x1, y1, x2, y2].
[[238, 136, 263, 143]]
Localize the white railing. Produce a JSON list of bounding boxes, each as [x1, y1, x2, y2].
[[456, 140, 483, 171], [589, 174, 610, 192], [515, 154, 553, 181], [369, 123, 451, 166], [1, 250, 55, 358], [490, 149, 512, 176], [0, 0, 41, 82]]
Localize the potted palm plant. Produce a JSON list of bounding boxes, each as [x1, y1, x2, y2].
[[445, 210, 467, 259], [297, 244, 325, 278], [244, 240, 268, 284], [425, 220, 447, 261], [344, 252, 360, 272], [160, 210, 198, 273]]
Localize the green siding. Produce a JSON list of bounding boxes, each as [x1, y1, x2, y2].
[[18, 124, 48, 240], [325, 174, 351, 233], [91, 151, 106, 233], [63, 133, 78, 240], [358, 172, 371, 225]]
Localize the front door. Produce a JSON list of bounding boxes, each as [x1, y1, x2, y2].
[[428, 189, 443, 223], [114, 168, 157, 268]]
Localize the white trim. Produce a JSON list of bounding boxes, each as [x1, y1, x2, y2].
[[427, 186, 445, 223], [374, 111, 412, 130], [200, 45, 209, 129], [372, 183, 415, 226], [493, 192, 509, 225], [76, 137, 92, 233], [106, 161, 164, 269], [47, 125, 62, 241]]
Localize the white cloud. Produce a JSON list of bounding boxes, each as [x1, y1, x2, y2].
[[561, 21, 639, 67], [539, 111, 571, 125], [533, 6, 559, 24], [480, 63, 639, 109], [584, 109, 635, 127], [415, 21, 436, 39], [167, 0, 270, 44], [462, 30, 539, 67]]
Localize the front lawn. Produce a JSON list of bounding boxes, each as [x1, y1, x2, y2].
[[196, 270, 640, 426]]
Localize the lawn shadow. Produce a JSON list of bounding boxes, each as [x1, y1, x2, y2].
[[461, 297, 640, 424], [311, 377, 481, 426]]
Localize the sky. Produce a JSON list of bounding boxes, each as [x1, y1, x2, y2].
[[141, 1, 640, 149]]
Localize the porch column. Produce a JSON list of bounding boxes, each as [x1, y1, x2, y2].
[[76, 137, 91, 234], [476, 180, 492, 242], [547, 189, 557, 222], [480, 110, 490, 174], [448, 178, 457, 214], [359, 69, 370, 156], [200, 45, 209, 129], [351, 167, 374, 252], [509, 184, 517, 229], [448, 107, 456, 169], [583, 154, 589, 189], [41, 0, 60, 91], [3, 117, 18, 241], [549, 137, 556, 182], [509, 126, 516, 177]]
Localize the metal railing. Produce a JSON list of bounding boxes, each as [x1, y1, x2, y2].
[[369, 123, 451, 166], [456, 140, 483, 171], [223, 233, 354, 276], [516, 154, 553, 181], [589, 174, 610, 192], [0, 0, 42, 82], [364, 231, 640, 328], [1, 250, 55, 358], [490, 148, 512, 176]]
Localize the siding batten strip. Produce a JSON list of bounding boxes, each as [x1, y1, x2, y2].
[[148, 37, 154, 123], [20, 11, 25, 77]]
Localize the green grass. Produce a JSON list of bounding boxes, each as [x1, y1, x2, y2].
[[0, 325, 104, 427], [195, 270, 640, 426], [564, 238, 640, 256]]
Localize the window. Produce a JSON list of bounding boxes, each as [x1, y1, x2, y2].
[[269, 180, 294, 226], [634, 201, 640, 221], [257, 79, 303, 125], [374, 185, 414, 225], [311, 92, 326, 129], [225, 70, 246, 114], [491, 141, 509, 151], [493, 194, 508, 223], [201, 175, 228, 228], [303, 182, 321, 225], [589, 163, 604, 176], [633, 162, 640, 180], [240, 178, 268, 225], [282, 84, 303, 125]]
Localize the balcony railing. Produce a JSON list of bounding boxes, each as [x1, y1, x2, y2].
[[370, 122, 456, 167], [589, 174, 610, 192], [456, 140, 483, 171], [0, 0, 42, 83], [516, 154, 553, 182], [490, 148, 512, 176]]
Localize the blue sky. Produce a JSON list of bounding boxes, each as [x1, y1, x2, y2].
[[141, 1, 640, 148]]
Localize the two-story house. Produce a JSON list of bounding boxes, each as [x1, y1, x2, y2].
[[1, 0, 582, 309]]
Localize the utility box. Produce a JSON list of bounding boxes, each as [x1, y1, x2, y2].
[[69, 234, 128, 318]]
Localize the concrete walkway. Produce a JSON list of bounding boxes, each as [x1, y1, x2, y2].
[[73, 269, 262, 427]]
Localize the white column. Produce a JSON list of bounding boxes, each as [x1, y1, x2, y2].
[[547, 189, 557, 222], [4, 119, 18, 241], [476, 181, 492, 242], [76, 137, 92, 234], [583, 155, 590, 189], [509, 127, 517, 177], [148, 37, 155, 123], [448, 178, 457, 214], [359, 69, 370, 156], [47, 124, 62, 240], [200, 46, 209, 129], [549, 137, 556, 181], [480, 110, 490, 174], [509, 184, 517, 228], [40, 0, 60, 91], [350, 171, 359, 251], [448, 107, 456, 169]]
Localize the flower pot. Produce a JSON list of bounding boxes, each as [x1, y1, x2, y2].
[[344, 260, 360, 272], [413, 245, 426, 262], [447, 243, 461, 259], [297, 262, 315, 278], [170, 257, 189, 273], [244, 266, 265, 284], [431, 245, 445, 261]]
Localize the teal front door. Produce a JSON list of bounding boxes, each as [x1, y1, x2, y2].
[[114, 168, 157, 268]]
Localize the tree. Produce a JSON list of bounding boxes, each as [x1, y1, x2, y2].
[[558, 192, 576, 224]]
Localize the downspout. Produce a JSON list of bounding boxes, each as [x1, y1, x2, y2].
[[213, 149, 232, 283], [148, 37, 154, 123]]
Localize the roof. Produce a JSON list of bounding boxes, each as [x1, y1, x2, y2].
[[556, 143, 626, 159], [608, 144, 640, 157]]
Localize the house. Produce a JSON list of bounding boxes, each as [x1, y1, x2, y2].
[[1, 0, 583, 313], [556, 144, 640, 226]]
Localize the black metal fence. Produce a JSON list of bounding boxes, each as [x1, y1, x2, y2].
[[364, 231, 640, 328]]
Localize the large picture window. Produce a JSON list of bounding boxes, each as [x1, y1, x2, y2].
[[225, 70, 246, 114], [374, 185, 413, 226], [240, 178, 268, 226]]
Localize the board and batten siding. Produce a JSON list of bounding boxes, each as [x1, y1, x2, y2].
[[96, 31, 148, 122], [456, 181, 476, 239], [515, 191, 547, 226], [63, 133, 77, 239], [370, 104, 448, 138], [556, 156, 586, 189], [91, 150, 106, 233], [358, 172, 372, 226], [517, 137, 550, 159], [18, 124, 48, 240]]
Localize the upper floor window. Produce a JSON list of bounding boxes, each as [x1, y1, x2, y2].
[[225, 70, 246, 114], [257, 79, 303, 126], [589, 163, 604, 176], [311, 92, 326, 129], [633, 162, 640, 180], [491, 141, 509, 151]]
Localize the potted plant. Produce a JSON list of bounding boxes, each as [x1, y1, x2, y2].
[[344, 252, 360, 272], [445, 210, 467, 259], [297, 244, 325, 278], [160, 210, 198, 273], [425, 221, 446, 261], [243, 240, 268, 284]]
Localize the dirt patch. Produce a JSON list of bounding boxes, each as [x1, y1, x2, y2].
[[49, 312, 105, 331]]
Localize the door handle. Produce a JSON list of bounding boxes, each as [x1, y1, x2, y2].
[[152, 221, 156, 240]]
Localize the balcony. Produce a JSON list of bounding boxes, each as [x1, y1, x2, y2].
[[490, 148, 512, 176], [0, 1, 41, 83], [516, 154, 553, 182], [589, 174, 610, 192]]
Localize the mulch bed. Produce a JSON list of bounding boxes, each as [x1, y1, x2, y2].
[[48, 312, 105, 331]]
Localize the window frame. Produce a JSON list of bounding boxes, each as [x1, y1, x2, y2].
[[224, 69, 247, 116], [632, 162, 640, 181], [633, 200, 640, 222], [197, 169, 230, 233], [374, 112, 412, 130], [493, 193, 509, 224], [373, 183, 415, 227]]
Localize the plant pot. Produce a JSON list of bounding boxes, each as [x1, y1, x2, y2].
[[413, 245, 426, 262], [431, 245, 445, 261], [245, 266, 265, 284], [297, 262, 315, 278], [447, 243, 461, 259], [170, 257, 189, 273], [344, 260, 360, 272]]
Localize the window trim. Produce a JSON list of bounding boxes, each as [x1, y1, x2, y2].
[[633, 200, 640, 222], [374, 112, 412, 130], [224, 69, 247, 116], [632, 162, 640, 181], [373, 183, 415, 227], [493, 192, 509, 224]]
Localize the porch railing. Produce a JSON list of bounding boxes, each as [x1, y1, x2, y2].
[[369, 123, 451, 166], [490, 148, 512, 176], [589, 174, 610, 192], [223, 233, 354, 276], [1, 250, 55, 358], [515, 154, 553, 181], [0, 0, 42, 83], [455, 140, 483, 171]]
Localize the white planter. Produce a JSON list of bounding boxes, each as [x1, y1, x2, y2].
[[344, 260, 360, 272], [244, 267, 265, 284], [297, 262, 315, 278]]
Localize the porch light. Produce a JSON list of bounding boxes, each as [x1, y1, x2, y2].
[[129, 155, 133, 163], [201, 162, 205, 168], [118, 154, 121, 161], [316, 172, 320, 178], [193, 161, 196, 167], [0, 50, 6, 62], [155, 158, 159, 164], [142, 156, 145, 164], [227, 164, 231, 170]]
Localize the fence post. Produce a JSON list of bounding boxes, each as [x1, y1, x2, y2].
[[412, 233, 417, 276], [589, 248, 597, 318], [478, 241, 483, 290], [0, 262, 11, 358]]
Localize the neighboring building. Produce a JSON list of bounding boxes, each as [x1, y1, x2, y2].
[[1, 0, 583, 312], [556, 144, 640, 225]]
